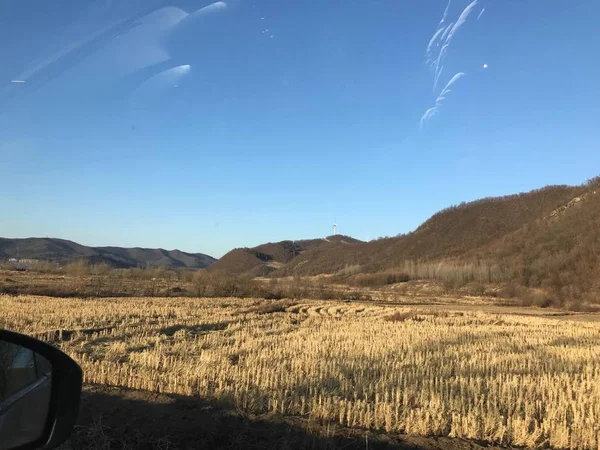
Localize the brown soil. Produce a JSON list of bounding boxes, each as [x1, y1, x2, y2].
[[69, 384, 525, 450]]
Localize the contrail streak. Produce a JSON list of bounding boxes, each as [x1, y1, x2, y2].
[[438, 0, 453, 28], [433, 63, 444, 92], [440, 22, 453, 42], [426, 0, 454, 68], [420, 106, 439, 130], [421, 1, 482, 131], [440, 72, 465, 97], [433, 43, 449, 91], [432, 0, 478, 91], [430, 23, 452, 72], [445, 0, 479, 45], [421, 72, 466, 130], [426, 27, 445, 65]]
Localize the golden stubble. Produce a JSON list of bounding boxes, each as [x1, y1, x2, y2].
[[2, 295, 599, 449]]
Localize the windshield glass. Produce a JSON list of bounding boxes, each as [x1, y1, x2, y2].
[[2, 2, 600, 449], [3, 1, 598, 254]]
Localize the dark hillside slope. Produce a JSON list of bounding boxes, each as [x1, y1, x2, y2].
[[273, 184, 588, 276], [476, 183, 600, 301], [380, 184, 586, 262], [0, 237, 95, 261], [0, 238, 215, 269], [210, 235, 362, 276]]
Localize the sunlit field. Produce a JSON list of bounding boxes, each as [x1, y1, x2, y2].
[[2, 294, 600, 449]]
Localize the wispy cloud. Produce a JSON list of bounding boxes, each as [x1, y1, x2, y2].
[[421, 0, 484, 131], [440, 22, 453, 42], [432, 0, 479, 90], [426, 27, 446, 65], [426, 0, 453, 67], [438, 0, 453, 28], [445, 0, 479, 45], [420, 71, 466, 130], [440, 72, 465, 97], [433, 43, 449, 91], [420, 106, 439, 130], [10, 80, 26, 83], [430, 22, 453, 75]]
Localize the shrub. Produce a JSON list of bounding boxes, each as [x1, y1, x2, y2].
[[65, 259, 90, 277], [335, 264, 363, 277], [384, 312, 413, 322], [345, 272, 410, 288]]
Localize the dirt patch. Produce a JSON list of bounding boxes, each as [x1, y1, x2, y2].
[[245, 299, 297, 315], [159, 322, 229, 337], [399, 303, 600, 322], [71, 384, 522, 450]]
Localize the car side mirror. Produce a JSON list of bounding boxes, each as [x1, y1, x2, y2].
[[0, 330, 82, 450]]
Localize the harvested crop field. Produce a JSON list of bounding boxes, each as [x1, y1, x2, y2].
[[2, 294, 600, 449]]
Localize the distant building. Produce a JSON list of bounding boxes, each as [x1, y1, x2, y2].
[[5, 258, 40, 270]]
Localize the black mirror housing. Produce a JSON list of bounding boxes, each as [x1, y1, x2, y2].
[[0, 330, 82, 450]]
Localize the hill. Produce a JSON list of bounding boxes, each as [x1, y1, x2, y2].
[[271, 183, 588, 276], [0, 237, 216, 269], [3, 176, 598, 305], [477, 182, 600, 301], [210, 235, 362, 276], [265, 177, 600, 305]]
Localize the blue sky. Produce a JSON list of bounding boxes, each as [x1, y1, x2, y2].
[[1, 0, 599, 258]]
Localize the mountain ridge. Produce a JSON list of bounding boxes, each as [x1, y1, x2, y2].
[[0, 237, 216, 269], [265, 182, 596, 277], [3, 176, 599, 304], [209, 235, 363, 276]]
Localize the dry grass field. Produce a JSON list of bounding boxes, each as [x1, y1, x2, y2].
[[2, 294, 600, 449]]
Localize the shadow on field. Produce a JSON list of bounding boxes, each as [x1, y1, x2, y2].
[[72, 385, 506, 450]]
